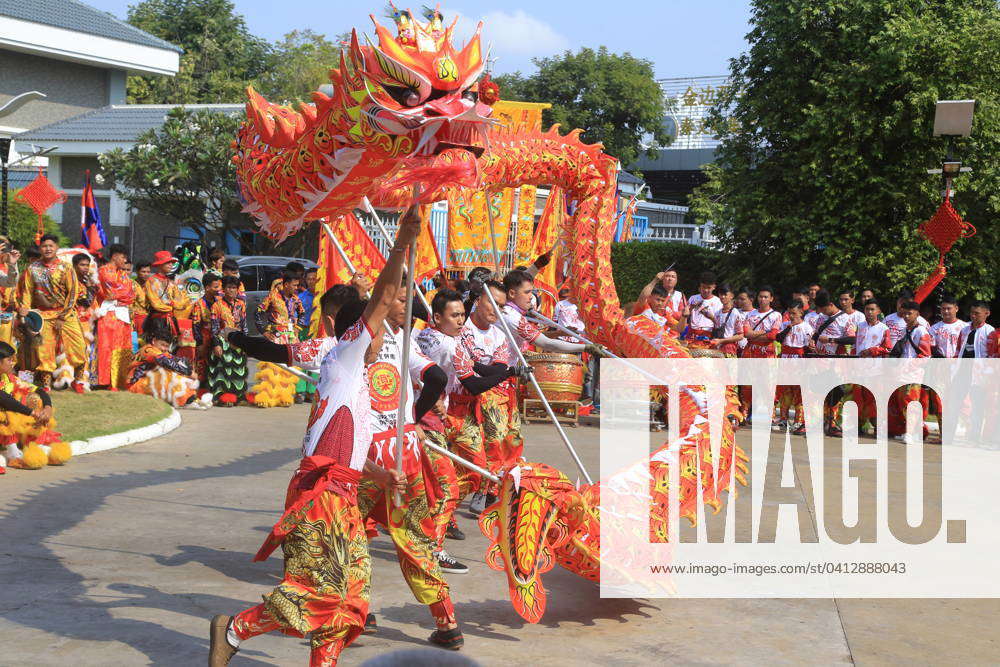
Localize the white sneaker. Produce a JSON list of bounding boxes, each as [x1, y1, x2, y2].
[[198, 392, 214, 409], [435, 549, 469, 574]]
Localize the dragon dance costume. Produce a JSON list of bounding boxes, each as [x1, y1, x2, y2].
[[144, 271, 194, 360], [127, 343, 199, 408], [0, 371, 69, 470]]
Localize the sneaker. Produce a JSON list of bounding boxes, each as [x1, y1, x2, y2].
[[208, 614, 238, 666], [71, 381, 85, 394], [446, 519, 466, 541], [771, 419, 786, 432], [436, 549, 469, 574], [362, 613, 378, 635], [468, 492, 487, 516], [428, 627, 464, 651], [792, 424, 807, 436], [294, 392, 305, 404], [484, 493, 498, 509]]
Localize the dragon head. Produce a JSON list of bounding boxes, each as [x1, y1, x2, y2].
[[335, 5, 494, 158]]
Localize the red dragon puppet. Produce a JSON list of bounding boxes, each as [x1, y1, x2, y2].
[[234, 5, 748, 624]]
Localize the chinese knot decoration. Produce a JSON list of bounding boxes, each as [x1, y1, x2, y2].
[[14, 167, 66, 243]]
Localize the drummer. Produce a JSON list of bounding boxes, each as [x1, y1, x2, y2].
[[500, 269, 600, 356]]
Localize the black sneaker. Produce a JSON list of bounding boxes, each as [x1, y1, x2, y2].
[[446, 519, 466, 541], [436, 550, 469, 574], [363, 613, 377, 635], [293, 392, 305, 404], [484, 493, 498, 509], [468, 492, 487, 516], [429, 627, 464, 650]]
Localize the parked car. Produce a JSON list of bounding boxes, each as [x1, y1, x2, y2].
[[230, 255, 318, 335]]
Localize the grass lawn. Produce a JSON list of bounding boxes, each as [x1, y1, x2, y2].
[[50, 391, 173, 442]]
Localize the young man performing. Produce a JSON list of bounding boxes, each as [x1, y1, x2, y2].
[[95, 244, 136, 390], [191, 273, 223, 385], [72, 253, 97, 392], [414, 289, 467, 560], [209, 209, 420, 667], [887, 301, 933, 441], [884, 289, 930, 348], [0, 341, 68, 471], [955, 301, 995, 359], [929, 296, 966, 358], [776, 302, 813, 434], [18, 235, 87, 391], [131, 262, 150, 336], [633, 267, 686, 317], [709, 284, 745, 356], [255, 270, 305, 344]]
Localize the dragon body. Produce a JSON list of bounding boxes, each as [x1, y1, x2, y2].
[[234, 6, 747, 624]]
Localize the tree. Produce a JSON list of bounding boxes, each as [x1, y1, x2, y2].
[[258, 30, 349, 104], [100, 107, 248, 245], [494, 47, 671, 165], [4, 193, 66, 250], [126, 0, 272, 103], [689, 0, 1000, 302]]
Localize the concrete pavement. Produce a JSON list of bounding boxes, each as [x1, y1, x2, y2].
[[0, 405, 996, 665]]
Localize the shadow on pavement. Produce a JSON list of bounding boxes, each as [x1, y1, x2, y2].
[[0, 447, 294, 665]]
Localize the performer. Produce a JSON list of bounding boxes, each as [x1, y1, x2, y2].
[[0, 341, 69, 471], [255, 270, 304, 344], [18, 235, 87, 391], [844, 299, 892, 436], [94, 244, 136, 390], [775, 302, 813, 435], [887, 300, 932, 440], [884, 289, 930, 347], [71, 253, 98, 392], [220, 258, 246, 295], [684, 271, 722, 347], [0, 238, 20, 348], [191, 273, 223, 385], [127, 319, 208, 409], [709, 284, 744, 356], [740, 286, 782, 358], [416, 288, 470, 571], [145, 250, 194, 360], [207, 276, 249, 406], [633, 267, 686, 317], [209, 207, 420, 667], [454, 280, 530, 514], [928, 296, 966, 358], [955, 302, 995, 358], [131, 262, 150, 336], [632, 283, 687, 340]]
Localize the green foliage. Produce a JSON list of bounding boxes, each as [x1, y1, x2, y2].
[[690, 0, 1000, 302], [126, 0, 272, 103], [257, 30, 348, 104], [493, 47, 671, 165], [4, 193, 67, 249], [99, 107, 246, 240], [611, 241, 733, 304]]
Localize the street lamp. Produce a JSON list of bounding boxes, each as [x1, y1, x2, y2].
[[928, 99, 975, 197], [0, 91, 48, 235]]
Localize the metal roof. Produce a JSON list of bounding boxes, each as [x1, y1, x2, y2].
[[16, 104, 244, 143], [0, 0, 182, 52], [618, 170, 644, 185]]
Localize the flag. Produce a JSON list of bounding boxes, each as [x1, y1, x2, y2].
[[80, 170, 107, 253], [313, 213, 386, 336], [532, 187, 565, 314], [619, 196, 638, 243], [414, 204, 448, 283]]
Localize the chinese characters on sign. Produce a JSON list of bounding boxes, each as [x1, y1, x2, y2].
[[661, 76, 738, 150]]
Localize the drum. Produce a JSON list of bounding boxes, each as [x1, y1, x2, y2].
[[524, 352, 585, 402]]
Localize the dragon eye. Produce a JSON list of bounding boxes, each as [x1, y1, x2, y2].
[[404, 91, 420, 107], [462, 89, 478, 103], [383, 84, 422, 108]]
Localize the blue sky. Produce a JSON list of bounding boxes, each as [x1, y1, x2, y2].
[[90, 0, 753, 78]]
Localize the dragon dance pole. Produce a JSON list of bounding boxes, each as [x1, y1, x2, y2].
[[392, 189, 419, 506], [484, 191, 503, 276], [277, 361, 499, 482], [361, 196, 432, 315], [527, 309, 674, 388], [482, 285, 593, 485]]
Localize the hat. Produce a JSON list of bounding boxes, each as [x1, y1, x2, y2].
[[151, 250, 177, 267]]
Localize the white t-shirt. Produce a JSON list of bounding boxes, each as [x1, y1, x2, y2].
[[885, 312, 930, 347], [640, 307, 671, 330], [744, 309, 782, 339], [288, 336, 337, 372], [416, 326, 460, 395], [812, 310, 849, 355], [843, 310, 866, 336], [855, 321, 890, 357], [957, 323, 996, 359], [554, 299, 585, 332], [501, 303, 541, 351], [367, 326, 434, 435], [929, 319, 967, 358], [898, 325, 932, 359], [453, 319, 513, 396], [300, 319, 373, 471], [687, 294, 722, 330], [715, 307, 744, 339], [780, 321, 814, 356]]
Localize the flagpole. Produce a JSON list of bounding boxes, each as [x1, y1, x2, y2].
[[360, 196, 432, 315], [392, 187, 419, 506]]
